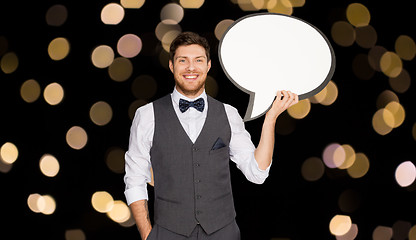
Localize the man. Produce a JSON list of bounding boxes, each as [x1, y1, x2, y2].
[[124, 31, 298, 240]]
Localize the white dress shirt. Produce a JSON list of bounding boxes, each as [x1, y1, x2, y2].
[[124, 88, 272, 205]]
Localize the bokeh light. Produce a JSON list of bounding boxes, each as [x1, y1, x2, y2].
[[105, 147, 125, 174], [41, 195, 57, 215], [215, 19, 235, 41], [131, 75, 158, 99], [121, 0, 145, 9], [117, 34, 143, 58], [395, 161, 416, 187], [108, 57, 133, 82], [155, 22, 182, 42], [205, 75, 219, 98], [287, 99, 311, 119], [91, 45, 115, 68], [27, 193, 45, 213], [89, 101, 113, 126], [368, 45, 387, 71], [65, 229, 86, 240], [380, 51, 403, 78], [66, 126, 88, 150], [409, 225, 416, 240], [0, 52, 18, 74], [101, 3, 125, 25], [180, 0, 205, 9], [20, 79, 41, 103], [320, 80, 338, 106], [355, 25, 377, 49], [329, 215, 352, 236], [389, 69, 411, 93], [346, 153, 370, 178], [91, 191, 114, 213], [0, 142, 18, 164], [373, 226, 393, 240], [338, 144, 356, 169], [376, 90, 399, 109], [44, 82, 64, 105], [331, 21, 355, 47], [46, 4, 68, 26], [372, 108, 394, 135], [323, 143, 345, 169], [106, 200, 130, 223], [346, 3, 370, 27], [160, 3, 184, 24], [39, 154, 60, 177], [384, 101, 405, 128], [267, 0, 293, 15], [48, 37, 70, 61], [392, 220, 412, 240], [336, 223, 358, 240], [395, 35, 416, 61], [301, 157, 325, 181]]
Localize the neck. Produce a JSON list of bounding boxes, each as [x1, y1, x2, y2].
[[175, 86, 205, 99]]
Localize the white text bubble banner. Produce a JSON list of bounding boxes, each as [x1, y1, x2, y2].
[[219, 13, 335, 121]]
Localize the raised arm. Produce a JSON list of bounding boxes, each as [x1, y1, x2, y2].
[[254, 90, 298, 170]]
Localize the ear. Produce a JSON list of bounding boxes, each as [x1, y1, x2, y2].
[[207, 60, 211, 72], [169, 60, 174, 73]]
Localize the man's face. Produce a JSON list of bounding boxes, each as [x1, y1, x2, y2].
[[169, 44, 211, 98]]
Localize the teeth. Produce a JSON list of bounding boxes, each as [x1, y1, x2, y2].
[[184, 75, 197, 79]]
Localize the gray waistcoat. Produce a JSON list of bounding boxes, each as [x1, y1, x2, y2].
[[150, 94, 236, 236]]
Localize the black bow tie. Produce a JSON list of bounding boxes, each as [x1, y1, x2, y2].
[[179, 98, 205, 113]]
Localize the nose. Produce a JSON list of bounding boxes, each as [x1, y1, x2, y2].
[[186, 61, 195, 71]]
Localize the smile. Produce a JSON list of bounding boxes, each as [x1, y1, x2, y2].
[[183, 74, 198, 79]]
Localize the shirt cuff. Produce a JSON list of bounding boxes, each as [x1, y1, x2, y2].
[[124, 185, 148, 205], [251, 156, 272, 183]]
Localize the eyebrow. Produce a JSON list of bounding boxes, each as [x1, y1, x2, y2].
[[175, 56, 206, 60]]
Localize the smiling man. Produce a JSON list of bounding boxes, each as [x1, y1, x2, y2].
[[124, 32, 298, 240]]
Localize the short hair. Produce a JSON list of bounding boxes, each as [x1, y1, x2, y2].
[[169, 32, 211, 62]]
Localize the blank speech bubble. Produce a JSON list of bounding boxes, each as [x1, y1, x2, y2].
[[218, 13, 335, 121]]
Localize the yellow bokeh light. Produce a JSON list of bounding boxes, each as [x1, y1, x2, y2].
[[395, 161, 416, 187], [117, 34, 142, 58], [180, 0, 205, 9], [0, 142, 18, 164], [368, 45, 387, 71], [91, 45, 114, 68], [320, 81, 338, 106], [346, 3, 370, 27], [90, 101, 113, 126], [395, 35, 416, 61], [338, 144, 356, 169], [91, 191, 114, 213], [120, 0, 145, 9], [385, 101, 405, 128], [301, 157, 325, 181], [1, 52, 19, 74], [161, 30, 181, 52], [237, 0, 264, 11], [66, 126, 88, 150], [409, 225, 416, 240], [287, 99, 311, 119], [331, 21, 356, 47], [106, 200, 130, 223], [309, 87, 327, 104], [372, 108, 393, 135], [155, 22, 182, 42], [160, 3, 184, 25], [27, 193, 45, 213], [48, 37, 70, 61], [267, 0, 293, 15], [290, 0, 305, 7], [380, 51, 403, 78], [41, 195, 56, 215], [39, 154, 60, 177], [389, 69, 411, 94], [347, 152, 369, 178], [44, 82, 64, 105], [21, 79, 41, 103], [101, 3, 125, 25], [329, 214, 352, 236], [106, 147, 125, 174], [65, 229, 86, 240], [108, 57, 133, 82], [214, 19, 235, 41]]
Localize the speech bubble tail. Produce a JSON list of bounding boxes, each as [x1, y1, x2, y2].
[[243, 92, 276, 122]]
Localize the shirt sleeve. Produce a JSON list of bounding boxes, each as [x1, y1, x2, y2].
[[224, 104, 271, 184], [124, 103, 154, 205]]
